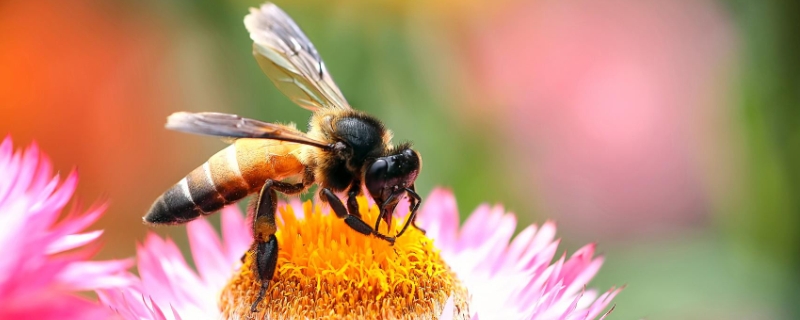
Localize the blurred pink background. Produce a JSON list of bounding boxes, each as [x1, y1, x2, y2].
[[461, 0, 736, 240]]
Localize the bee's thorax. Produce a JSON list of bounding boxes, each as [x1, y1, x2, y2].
[[304, 110, 389, 192]]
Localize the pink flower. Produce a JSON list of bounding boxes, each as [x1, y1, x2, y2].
[[100, 189, 619, 319], [0, 136, 134, 319]]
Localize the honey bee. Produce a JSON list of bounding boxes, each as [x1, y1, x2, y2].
[[143, 2, 424, 312]]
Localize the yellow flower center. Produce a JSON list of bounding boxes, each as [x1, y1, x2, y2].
[[219, 197, 470, 319]]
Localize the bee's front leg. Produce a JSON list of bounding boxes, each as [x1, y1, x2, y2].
[[346, 182, 362, 219], [320, 188, 396, 245], [395, 186, 423, 238]]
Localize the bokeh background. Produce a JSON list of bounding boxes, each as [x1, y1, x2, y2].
[[1, 0, 798, 318]]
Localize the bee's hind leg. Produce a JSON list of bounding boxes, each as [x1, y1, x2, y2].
[[250, 179, 308, 313]]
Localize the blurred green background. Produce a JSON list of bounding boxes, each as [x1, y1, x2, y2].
[[1, 0, 798, 318]]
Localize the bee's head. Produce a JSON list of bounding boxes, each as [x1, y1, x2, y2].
[[364, 144, 421, 210]]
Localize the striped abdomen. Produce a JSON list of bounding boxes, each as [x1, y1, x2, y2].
[[144, 139, 305, 225]]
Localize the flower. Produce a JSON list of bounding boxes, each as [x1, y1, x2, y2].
[[0, 136, 134, 319], [219, 197, 469, 319], [100, 189, 619, 319]]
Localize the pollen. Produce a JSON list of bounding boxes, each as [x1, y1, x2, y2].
[[218, 197, 470, 319]]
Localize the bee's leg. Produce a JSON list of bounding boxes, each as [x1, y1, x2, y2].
[[320, 188, 372, 235], [406, 185, 426, 235], [374, 196, 397, 232], [249, 179, 309, 313], [348, 183, 396, 242], [411, 214, 426, 235], [396, 187, 423, 237], [346, 182, 362, 219], [320, 188, 396, 245], [343, 183, 397, 244], [250, 180, 278, 313]]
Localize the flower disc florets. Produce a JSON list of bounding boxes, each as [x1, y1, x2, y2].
[[219, 198, 470, 319]]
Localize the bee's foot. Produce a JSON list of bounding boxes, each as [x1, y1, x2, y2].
[[374, 233, 396, 245], [250, 282, 268, 313]]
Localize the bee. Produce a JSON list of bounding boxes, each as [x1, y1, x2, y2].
[[143, 2, 424, 312]]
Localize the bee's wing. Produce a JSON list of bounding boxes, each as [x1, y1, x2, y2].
[[166, 112, 330, 149], [245, 3, 350, 111]]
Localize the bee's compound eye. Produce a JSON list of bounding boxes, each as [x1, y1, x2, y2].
[[366, 159, 387, 183], [365, 159, 388, 201]]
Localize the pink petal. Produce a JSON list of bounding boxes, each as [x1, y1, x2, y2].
[[58, 260, 135, 290], [529, 221, 558, 254], [221, 205, 251, 263], [12, 143, 40, 201], [587, 287, 623, 319], [30, 153, 54, 195], [0, 202, 30, 275], [598, 304, 616, 320], [170, 304, 183, 320], [98, 287, 154, 320], [530, 240, 562, 277], [557, 287, 584, 320], [0, 135, 12, 162], [46, 230, 103, 254], [439, 296, 455, 320], [418, 188, 460, 250], [458, 204, 492, 245], [148, 296, 169, 320], [52, 204, 107, 238], [562, 244, 596, 276], [34, 170, 78, 218], [186, 216, 229, 285], [480, 212, 517, 273], [142, 235, 212, 312], [564, 256, 604, 298], [1, 294, 112, 319], [505, 224, 538, 263]]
